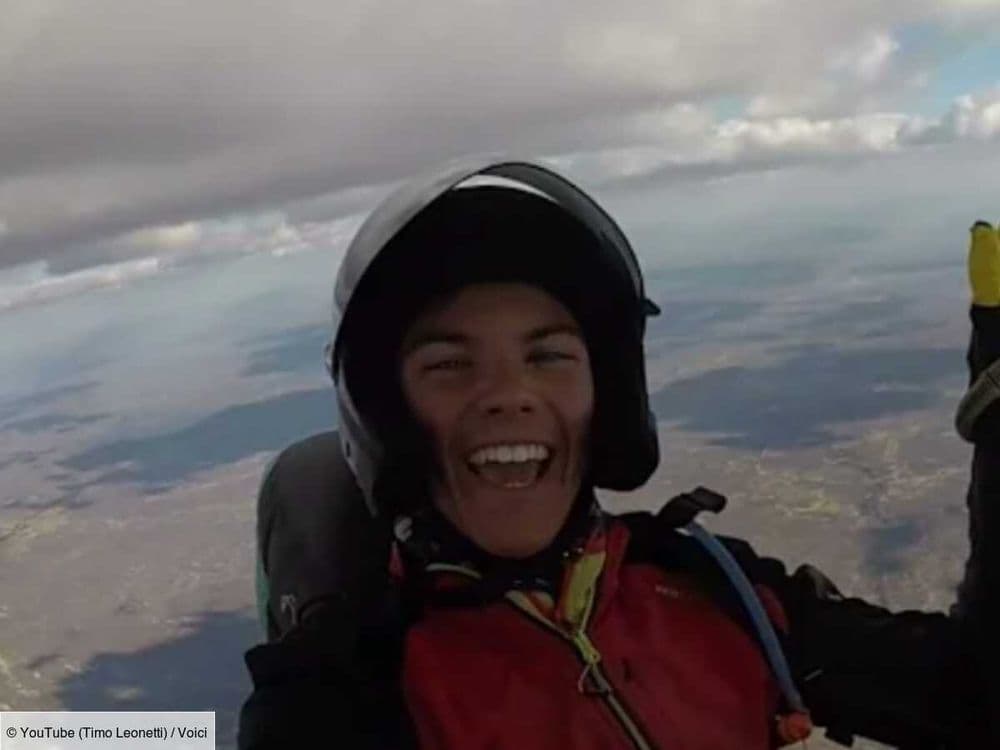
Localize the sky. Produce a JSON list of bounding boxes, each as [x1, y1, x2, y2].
[[1, 1, 1000, 298]]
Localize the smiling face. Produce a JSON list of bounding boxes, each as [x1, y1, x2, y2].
[[400, 283, 594, 558]]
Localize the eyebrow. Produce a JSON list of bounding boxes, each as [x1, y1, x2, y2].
[[402, 331, 471, 356], [525, 323, 582, 342], [402, 323, 582, 356]]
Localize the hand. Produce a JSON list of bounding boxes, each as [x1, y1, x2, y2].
[[956, 223, 1000, 442], [258, 430, 392, 647], [969, 221, 1000, 307]]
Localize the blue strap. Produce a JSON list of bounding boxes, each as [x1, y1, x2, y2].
[[684, 521, 807, 714]]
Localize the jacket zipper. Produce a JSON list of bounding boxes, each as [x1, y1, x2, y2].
[[506, 594, 656, 750], [425, 562, 657, 750]]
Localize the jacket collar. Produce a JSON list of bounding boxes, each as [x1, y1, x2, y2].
[[394, 488, 607, 602]]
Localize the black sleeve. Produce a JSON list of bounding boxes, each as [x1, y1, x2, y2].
[[711, 527, 990, 747], [237, 601, 415, 750], [954, 306, 1000, 626], [238, 638, 367, 750], [759, 557, 986, 748]]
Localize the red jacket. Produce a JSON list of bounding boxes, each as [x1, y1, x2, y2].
[[401, 518, 788, 749]]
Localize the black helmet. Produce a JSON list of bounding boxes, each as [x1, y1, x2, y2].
[[326, 157, 660, 516]]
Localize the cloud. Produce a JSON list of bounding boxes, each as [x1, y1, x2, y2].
[[0, 257, 165, 311], [828, 31, 901, 82], [716, 113, 908, 155], [0, 209, 366, 311], [2, 1, 1000, 269], [126, 222, 202, 252], [942, 86, 1000, 138], [551, 80, 1000, 189], [901, 85, 1000, 143]]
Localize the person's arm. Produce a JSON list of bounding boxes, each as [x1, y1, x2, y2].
[[749, 556, 985, 747], [728, 277, 1000, 747], [238, 600, 413, 750], [953, 303, 1000, 625]]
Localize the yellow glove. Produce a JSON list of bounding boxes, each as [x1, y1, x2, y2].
[[968, 221, 1000, 307]]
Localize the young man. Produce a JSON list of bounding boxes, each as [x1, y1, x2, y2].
[[239, 159, 1000, 748]]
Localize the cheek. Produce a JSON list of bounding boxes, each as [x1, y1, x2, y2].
[[401, 379, 464, 455], [558, 374, 595, 445]]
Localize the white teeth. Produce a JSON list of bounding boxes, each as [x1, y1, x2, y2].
[[468, 443, 550, 466]]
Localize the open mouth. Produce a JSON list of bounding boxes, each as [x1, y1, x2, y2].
[[466, 443, 553, 490]]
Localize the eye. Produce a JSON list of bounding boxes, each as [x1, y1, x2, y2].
[[424, 357, 471, 372], [528, 349, 576, 364]]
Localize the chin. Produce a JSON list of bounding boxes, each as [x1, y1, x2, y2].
[[475, 531, 557, 560], [459, 494, 571, 557]]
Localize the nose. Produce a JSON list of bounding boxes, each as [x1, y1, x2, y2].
[[477, 360, 539, 417]]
